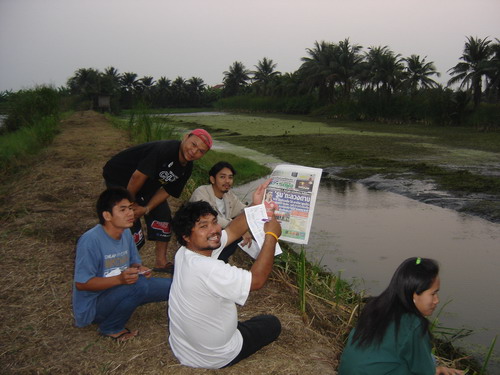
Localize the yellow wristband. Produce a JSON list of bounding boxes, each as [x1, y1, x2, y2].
[[145, 206, 150, 215], [265, 231, 279, 241]]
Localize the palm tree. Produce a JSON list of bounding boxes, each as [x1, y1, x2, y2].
[[334, 38, 364, 98], [171, 76, 188, 106], [186, 77, 205, 106], [100, 66, 121, 95], [448, 36, 493, 108], [120, 72, 139, 93], [154, 76, 172, 107], [223, 61, 250, 96], [139, 76, 155, 103], [298, 41, 337, 103], [363, 46, 404, 95], [484, 38, 500, 102], [120, 72, 139, 108], [402, 55, 441, 92], [252, 57, 280, 95], [67, 68, 100, 107], [273, 72, 302, 97]]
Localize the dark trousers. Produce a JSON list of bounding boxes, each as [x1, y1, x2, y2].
[[217, 238, 241, 263], [223, 314, 281, 368]]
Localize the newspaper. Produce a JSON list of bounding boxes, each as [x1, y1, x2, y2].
[[238, 204, 282, 259], [263, 164, 322, 244], [239, 164, 322, 258]]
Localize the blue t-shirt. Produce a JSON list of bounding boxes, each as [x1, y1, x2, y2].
[[72, 224, 141, 327]]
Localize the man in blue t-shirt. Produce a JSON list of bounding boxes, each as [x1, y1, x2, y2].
[[73, 188, 172, 342]]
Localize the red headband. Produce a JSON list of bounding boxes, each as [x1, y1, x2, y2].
[[190, 128, 213, 149]]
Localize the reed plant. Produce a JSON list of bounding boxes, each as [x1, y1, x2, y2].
[[297, 247, 307, 314], [0, 115, 60, 174], [2, 86, 60, 133]]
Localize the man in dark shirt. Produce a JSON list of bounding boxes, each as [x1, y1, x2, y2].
[[103, 128, 212, 272]]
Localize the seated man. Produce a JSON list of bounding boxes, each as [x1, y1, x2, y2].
[[73, 187, 172, 342], [168, 181, 282, 368], [189, 161, 252, 262]]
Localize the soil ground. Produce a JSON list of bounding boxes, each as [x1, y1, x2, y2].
[[0, 111, 346, 374]]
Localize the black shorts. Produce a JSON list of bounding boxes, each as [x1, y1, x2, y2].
[[131, 195, 172, 249]]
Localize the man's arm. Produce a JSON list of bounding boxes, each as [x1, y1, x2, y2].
[[75, 268, 140, 291], [127, 169, 170, 219], [225, 179, 271, 244], [250, 215, 281, 291], [127, 169, 149, 196]]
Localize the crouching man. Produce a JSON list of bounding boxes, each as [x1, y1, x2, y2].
[[168, 181, 282, 368], [73, 187, 172, 342]]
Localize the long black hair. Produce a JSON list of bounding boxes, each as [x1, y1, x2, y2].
[[351, 257, 439, 348]]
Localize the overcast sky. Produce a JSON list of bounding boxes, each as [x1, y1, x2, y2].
[[1, 0, 499, 92]]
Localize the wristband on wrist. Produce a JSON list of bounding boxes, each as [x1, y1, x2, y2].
[[265, 231, 279, 241], [145, 206, 150, 215]]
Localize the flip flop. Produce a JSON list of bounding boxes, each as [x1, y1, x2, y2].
[[153, 262, 174, 273], [100, 328, 138, 342]]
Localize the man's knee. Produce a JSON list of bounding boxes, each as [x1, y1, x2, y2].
[[263, 314, 281, 341]]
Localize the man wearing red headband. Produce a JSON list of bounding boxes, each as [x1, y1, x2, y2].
[[103, 129, 213, 273]]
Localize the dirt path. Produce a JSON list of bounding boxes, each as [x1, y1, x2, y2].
[[0, 111, 343, 374]]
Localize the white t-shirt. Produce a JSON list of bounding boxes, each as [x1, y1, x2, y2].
[[168, 231, 252, 368]]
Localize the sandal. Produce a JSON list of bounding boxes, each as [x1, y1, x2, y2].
[[100, 328, 138, 342], [153, 262, 174, 273]]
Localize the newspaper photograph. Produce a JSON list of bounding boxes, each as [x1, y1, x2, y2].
[[263, 164, 322, 244]]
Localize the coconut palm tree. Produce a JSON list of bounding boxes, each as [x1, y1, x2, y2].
[[186, 77, 205, 106], [363, 46, 404, 95], [67, 68, 100, 107], [154, 76, 172, 107], [120, 72, 139, 93], [223, 61, 250, 96], [299, 40, 337, 103], [252, 57, 280, 95], [448, 36, 493, 108], [171, 76, 188, 106], [120, 72, 139, 108], [334, 38, 364, 98], [484, 38, 500, 102], [100, 66, 121, 96], [402, 55, 441, 92]]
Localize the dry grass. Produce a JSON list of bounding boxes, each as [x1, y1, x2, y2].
[[0, 111, 347, 374]]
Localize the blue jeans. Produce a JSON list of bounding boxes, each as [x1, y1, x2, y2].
[[93, 276, 171, 335]]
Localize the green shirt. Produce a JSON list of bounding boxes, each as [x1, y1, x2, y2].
[[338, 314, 435, 375]]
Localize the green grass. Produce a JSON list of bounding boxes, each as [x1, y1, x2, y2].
[[120, 107, 214, 116], [0, 115, 61, 174], [166, 113, 500, 199]]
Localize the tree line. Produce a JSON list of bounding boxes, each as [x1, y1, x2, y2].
[[1, 35, 499, 129]]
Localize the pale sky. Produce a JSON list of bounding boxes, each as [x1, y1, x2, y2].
[[1, 0, 499, 92]]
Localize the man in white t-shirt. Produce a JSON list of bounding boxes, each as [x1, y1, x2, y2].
[[169, 181, 282, 369], [189, 161, 252, 263]]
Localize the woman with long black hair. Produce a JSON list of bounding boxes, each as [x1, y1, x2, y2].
[[339, 257, 464, 375]]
